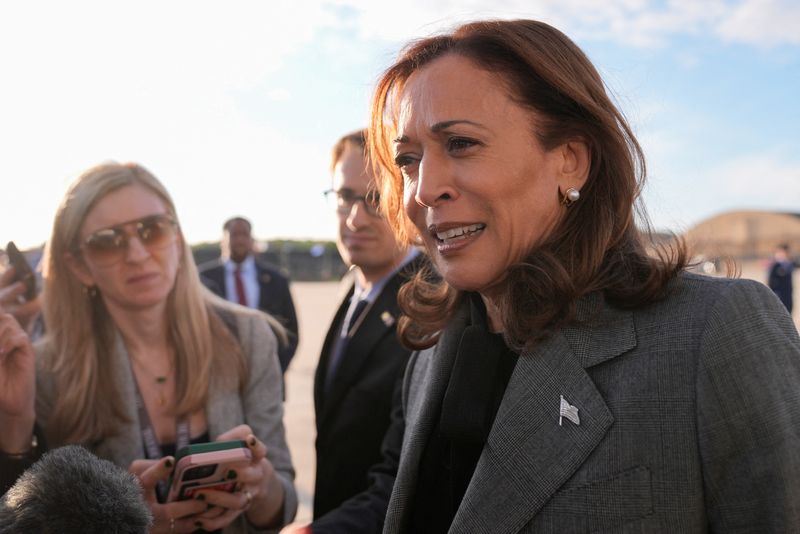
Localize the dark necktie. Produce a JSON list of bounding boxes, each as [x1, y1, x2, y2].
[[325, 298, 369, 392], [234, 265, 248, 306], [346, 298, 369, 334]]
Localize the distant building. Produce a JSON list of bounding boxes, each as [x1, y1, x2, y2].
[[684, 211, 800, 261]]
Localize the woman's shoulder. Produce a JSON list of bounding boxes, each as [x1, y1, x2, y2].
[[668, 271, 787, 314], [208, 297, 274, 333], [209, 300, 278, 359], [644, 271, 798, 349], [618, 271, 795, 348]]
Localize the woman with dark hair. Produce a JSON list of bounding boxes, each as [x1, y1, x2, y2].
[[364, 19, 800, 533]]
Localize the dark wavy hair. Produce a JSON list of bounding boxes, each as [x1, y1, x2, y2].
[[368, 19, 687, 350]]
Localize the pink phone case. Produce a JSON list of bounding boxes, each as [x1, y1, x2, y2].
[[166, 447, 252, 501]]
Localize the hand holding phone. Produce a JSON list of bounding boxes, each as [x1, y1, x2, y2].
[[167, 439, 252, 502], [4, 242, 37, 301]]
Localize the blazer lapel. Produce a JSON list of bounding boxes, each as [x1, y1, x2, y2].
[[319, 274, 404, 426], [450, 331, 614, 533], [386, 302, 470, 533], [449, 294, 636, 533], [314, 288, 352, 417], [92, 333, 146, 469]]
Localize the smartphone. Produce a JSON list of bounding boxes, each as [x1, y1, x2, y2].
[[166, 439, 252, 502], [5, 242, 37, 301]]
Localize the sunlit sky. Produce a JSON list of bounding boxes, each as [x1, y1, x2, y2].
[[1, 0, 798, 250]]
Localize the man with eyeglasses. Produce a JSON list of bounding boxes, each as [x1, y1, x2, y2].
[[198, 216, 299, 374], [310, 129, 423, 525]]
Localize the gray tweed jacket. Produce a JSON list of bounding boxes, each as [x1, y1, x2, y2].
[[384, 273, 800, 533], [35, 307, 297, 533]]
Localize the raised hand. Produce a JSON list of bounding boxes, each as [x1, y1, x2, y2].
[[130, 457, 208, 534], [0, 267, 41, 333], [191, 425, 286, 532], [0, 312, 36, 453]]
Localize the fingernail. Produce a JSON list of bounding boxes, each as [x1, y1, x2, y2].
[[195, 493, 205, 501], [227, 469, 237, 480], [248, 436, 256, 447], [164, 458, 173, 469]]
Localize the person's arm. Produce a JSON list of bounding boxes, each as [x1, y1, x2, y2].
[[696, 279, 800, 532], [240, 313, 298, 529], [0, 312, 38, 495], [274, 276, 299, 374], [307, 367, 407, 534], [1, 424, 45, 495]]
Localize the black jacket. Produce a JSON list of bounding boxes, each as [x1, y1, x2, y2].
[[311, 256, 424, 519]]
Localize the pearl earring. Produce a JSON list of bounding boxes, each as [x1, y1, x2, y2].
[[561, 187, 580, 206]]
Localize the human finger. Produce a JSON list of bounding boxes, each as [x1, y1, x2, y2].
[[244, 432, 268, 463], [192, 487, 251, 512], [0, 279, 25, 307], [0, 314, 32, 357], [197, 503, 226, 520], [151, 500, 208, 534], [0, 327, 29, 357], [163, 498, 209, 519], [128, 458, 159, 478], [214, 424, 254, 442], [0, 267, 16, 288], [135, 456, 174, 494], [192, 504, 243, 532]]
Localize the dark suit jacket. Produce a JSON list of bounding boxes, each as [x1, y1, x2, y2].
[[768, 260, 794, 312], [384, 273, 800, 533], [199, 258, 299, 373], [311, 257, 423, 519]]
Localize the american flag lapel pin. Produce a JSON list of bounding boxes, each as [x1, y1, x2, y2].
[[380, 311, 395, 327], [559, 395, 580, 426]]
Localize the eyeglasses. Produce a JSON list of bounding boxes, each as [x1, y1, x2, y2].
[[78, 214, 179, 266], [323, 188, 382, 218]]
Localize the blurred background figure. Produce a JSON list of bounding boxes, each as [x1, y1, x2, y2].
[[200, 216, 299, 374], [768, 243, 794, 313], [0, 445, 152, 534]]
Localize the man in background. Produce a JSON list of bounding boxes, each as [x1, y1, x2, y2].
[[311, 129, 423, 523], [199, 216, 299, 373], [768, 243, 795, 313]]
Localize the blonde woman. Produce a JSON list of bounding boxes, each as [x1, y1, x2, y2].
[[0, 162, 296, 533]]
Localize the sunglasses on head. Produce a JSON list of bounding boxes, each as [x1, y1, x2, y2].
[[79, 214, 179, 266]]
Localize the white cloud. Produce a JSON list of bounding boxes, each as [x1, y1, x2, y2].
[[266, 88, 292, 102], [706, 151, 800, 204], [327, 0, 800, 48], [716, 0, 800, 46]]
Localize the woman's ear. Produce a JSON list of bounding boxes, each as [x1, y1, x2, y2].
[[559, 139, 590, 191], [63, 251, 95, 287]]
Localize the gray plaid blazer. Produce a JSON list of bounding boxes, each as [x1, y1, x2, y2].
[[384, 273, 800, 533]]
